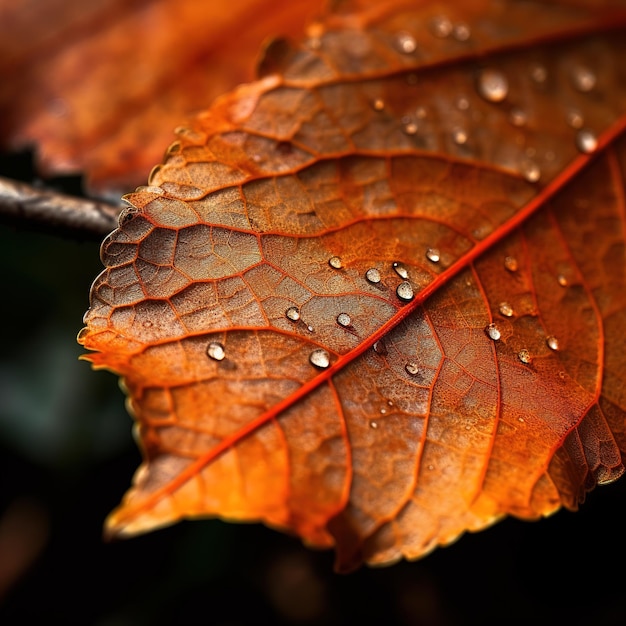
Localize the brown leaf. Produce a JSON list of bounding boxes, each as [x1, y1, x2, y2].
[[0, 0, 324, 197], [78, 0, 626, 571]]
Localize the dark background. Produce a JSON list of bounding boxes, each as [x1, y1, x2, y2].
[[1, 150, 625, 626]]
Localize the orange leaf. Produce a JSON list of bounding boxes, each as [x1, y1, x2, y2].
[[0, 0, 324, 196], [78, 0, 626, 571]]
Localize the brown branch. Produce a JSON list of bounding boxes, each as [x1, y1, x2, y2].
[[0, 175, 123, 239]]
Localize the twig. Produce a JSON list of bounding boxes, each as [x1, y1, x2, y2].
[[0, 175, 123, 239]]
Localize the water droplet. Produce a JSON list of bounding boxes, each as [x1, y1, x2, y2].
[[373, 340, 387, 355], [456, 96, 470, 110], [518, 349, 532, 364], [504, 256, 519, 272], [486, 323, 501, 341], [307, 324, 314, 332], [306, 36, 322, 50], [452, 128, 468, 145], [365, 268, 381, 284], [404, 122, 418, 135], [380, 407, 387, 415], [328, 256, 343, 269], [509, 108, 528, 127], [370, 420, 379, 429], [427, 464, 435, 471], [309, 348, 330, 369], [530, 64, 547, 84], [499, 302, 514, 317], [576, 129, 598, 154], [372, 98, 385, 111], [392, 261, 409, 279], [397, 32, 417, 53], [557, 274, 569, 287], [425, 248, 440, 263], [521, 160, 541, 182], [396, 281, 414, 301], [571, 66, 596, 92], [142, 320, 153, 328], [405, 362, 420, 376], [285, 306, 300, 322], [453, 23, 471, 41], [207, 342, 226, 361], [518, 417, 525, 423], [566, 109, 584, 129], [477, 68, 509, 103], [337, 313, 351, 327], [546, 335, 559, 351], [430, 15, 453, 38]]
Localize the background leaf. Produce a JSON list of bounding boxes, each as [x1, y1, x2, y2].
[[0, 0, 324, 197]]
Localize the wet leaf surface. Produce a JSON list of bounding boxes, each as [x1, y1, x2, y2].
[[79, 0, 626, 570]]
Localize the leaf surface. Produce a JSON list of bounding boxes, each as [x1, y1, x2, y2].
[[79, 0, 626, 571]]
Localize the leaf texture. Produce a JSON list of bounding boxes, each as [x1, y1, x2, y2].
[[79, 0, 626, 571]]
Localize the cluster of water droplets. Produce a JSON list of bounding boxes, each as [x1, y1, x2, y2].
[[481, 255, 565, 366]]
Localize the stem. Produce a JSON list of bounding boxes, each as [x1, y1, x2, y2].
[[0, 176, 122, 239]]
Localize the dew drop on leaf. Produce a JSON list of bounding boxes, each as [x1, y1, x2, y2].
[[430, 15, 453, 38], [566, 109, 584, 128], [557, 274, 569, 287], [499, 302, 514, 317], [456, 96, 469, 110], [576, 129, 598, 153], [530, 63, 548, 83], [477, 68, 509, 102], [486, 323, 501, 341], [509, 108, 528, 127], [521, 160, 541, 182], [392, 261, 409, 279], [404, 362, 420, 376], [404, 122, 418, 135], [546, 335, 560, 350], [453, 23, 471, 41], [397, 32, 417, 53], [518, 349, 532, 364], [452, 128, 468, 145], [328, 256, 343, 269], [571, 66, 596, 92], [370, 420, 379, 429], [373, 340, 387, 355], [337, 313, 351, 327], [207, 342, 226, 361], [425, 248, 440, 263], [504, 256, 519, 272], [372, 98, 385, 111], [286, 306, 300, 322], [396, 281, 415, 301], [365, 268, 381, 284], [309, 349, 330, 369]]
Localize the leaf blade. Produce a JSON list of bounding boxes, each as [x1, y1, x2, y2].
[[79, 0, 626, 569]]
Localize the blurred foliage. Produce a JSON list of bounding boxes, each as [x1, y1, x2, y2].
[[1, 150, 626, 625]]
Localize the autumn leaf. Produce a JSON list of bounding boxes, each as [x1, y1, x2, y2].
[[0, 0, 324, 197], [78, 0, 626, 572]]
